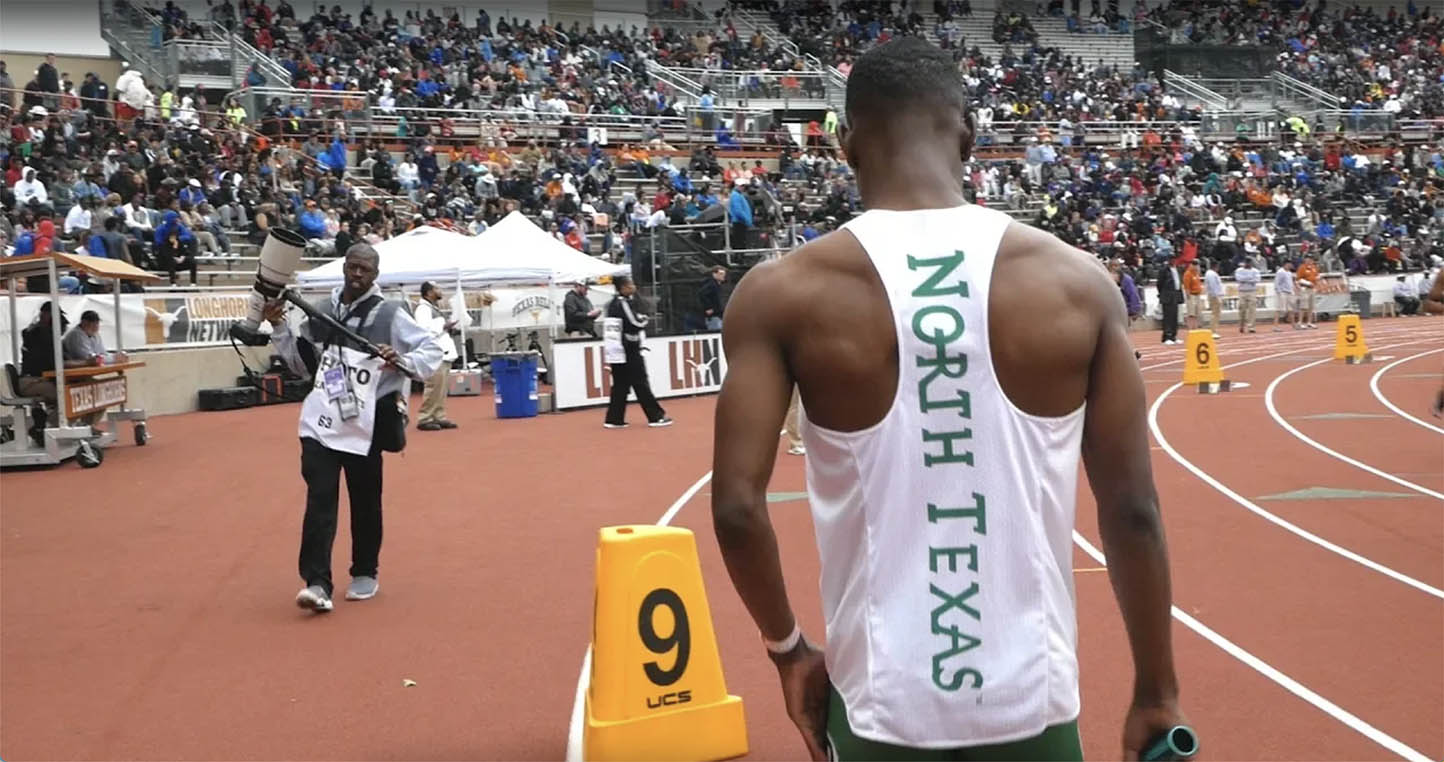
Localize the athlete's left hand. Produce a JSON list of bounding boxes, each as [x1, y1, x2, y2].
[[771, 637, 831, 761]]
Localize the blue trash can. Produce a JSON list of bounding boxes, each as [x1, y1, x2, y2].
[[490, 351, 540, 418]]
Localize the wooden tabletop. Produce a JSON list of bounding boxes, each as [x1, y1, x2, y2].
[[42, 361, 147, 379]]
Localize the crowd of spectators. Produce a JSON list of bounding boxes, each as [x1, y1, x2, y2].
[[1147, 0, 1443, 117], [218, 0, 823, 124], [967, 130, 1444, 291]]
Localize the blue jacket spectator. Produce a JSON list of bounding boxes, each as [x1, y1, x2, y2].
[[153, 211, 194, 249], [728, 187, 753, 227], [298, 202, 327, 239]]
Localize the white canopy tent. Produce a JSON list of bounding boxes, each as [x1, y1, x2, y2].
[[293, 213, 629, 288], [294, 225, 553, 288], [474, 210, 631, 285], [291, 214, 631, 369]]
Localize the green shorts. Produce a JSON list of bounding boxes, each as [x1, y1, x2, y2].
[[825, 688, 1083, 761]]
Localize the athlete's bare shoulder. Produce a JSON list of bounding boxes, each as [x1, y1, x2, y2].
[[726, 228, 873, 334], [995, 219, 1124, 321], [988, 218, 1126, 416]]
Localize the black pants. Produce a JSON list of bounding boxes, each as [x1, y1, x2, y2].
[[1160, 298, 1180, 341], [605, 350, 666, 425], [157, 238, 198, 285], [299, 436, 383, 597]]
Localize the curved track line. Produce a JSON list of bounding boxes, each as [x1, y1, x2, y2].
[[565, 470, 715, 762], [1369, 349, 1444, 436], [1070, 532, 1435, 762], [1264, 356, 1444, 500], [1149, 340, 1444, 600], [1136, 325, 1422, 372]]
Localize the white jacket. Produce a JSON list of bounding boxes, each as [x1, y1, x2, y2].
[[414, 299, 457, 362]]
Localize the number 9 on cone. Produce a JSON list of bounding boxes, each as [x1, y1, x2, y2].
[[584, 526, 748, 762]]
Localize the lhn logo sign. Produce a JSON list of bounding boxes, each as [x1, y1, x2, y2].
[[669, 338, 721, 390]]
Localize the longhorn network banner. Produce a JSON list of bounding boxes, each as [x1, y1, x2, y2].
[[551, 333, 728, 410]]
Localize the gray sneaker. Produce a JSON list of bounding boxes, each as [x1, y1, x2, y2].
[[345, 576, 379, 601], [295, 585, 333, 613]]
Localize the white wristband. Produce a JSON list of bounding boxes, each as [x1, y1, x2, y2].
[[762, 623, 802, 654]]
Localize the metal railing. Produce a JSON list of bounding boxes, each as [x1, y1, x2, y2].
[[96, 0, 170, 87], [965, 116, 1420, 145], [227, 86, 371, 127], [1163, 69, 1229, 110], [208, 20, 294, 89], [643, 60, 704, 101], [726, 8, 825, 70], [1187, 76, 1280, 110], [658, 67, 832, 107], [167, 39, 235, 81], [1271, 71, 1342, 110], [352, 104, 781, 151]]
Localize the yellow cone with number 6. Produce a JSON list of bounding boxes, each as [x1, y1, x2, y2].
[[1182, 329, 1225, 385], [584, 525, 748, 761]]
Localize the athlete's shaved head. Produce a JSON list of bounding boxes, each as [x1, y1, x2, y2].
[[840, 36, 974, 206], [844, 36, 968, 125]]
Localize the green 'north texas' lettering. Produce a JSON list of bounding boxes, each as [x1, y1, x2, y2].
[[927, 493, 987, 534], [916, 342, 971, 417], [930, 583, 984, 691], [908, 250, 971, 299], [922, 428, 973, 466], [929, 545, 979, 573]]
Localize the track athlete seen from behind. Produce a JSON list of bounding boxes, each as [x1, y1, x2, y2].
[[710, 36, 1187, 762]]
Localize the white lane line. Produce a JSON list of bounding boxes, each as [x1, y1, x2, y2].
[[1369, 348, 1444, 436], [565, 647, 591, 762], [1264, 356, 1444, 500], [1149, 340, 1444, 600], [1070, 532, 1435, 762], [564, 470, 715, 762]]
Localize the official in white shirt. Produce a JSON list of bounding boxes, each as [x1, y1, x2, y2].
[[413, 281, 459, 430], [1393, 275, 1421, 315], [1273, 261, 1298, 330], [1203, 259, 1224, 338], [263, 244, 443, 613]]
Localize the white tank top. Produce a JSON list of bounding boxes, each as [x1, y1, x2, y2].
[[802, 203, 1086, 748]]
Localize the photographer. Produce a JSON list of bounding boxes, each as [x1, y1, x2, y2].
[[263, 243, 443, 614]]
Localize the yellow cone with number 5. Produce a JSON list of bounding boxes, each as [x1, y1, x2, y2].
[[1333, 314, 1369, 362], [584, 525, 748, 761], [1182, 329, 1225, 385]]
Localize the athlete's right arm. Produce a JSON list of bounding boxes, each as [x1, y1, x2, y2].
[[1078, 268, 1186, 760], [710, 257, 801, 645], [710, 258, 831, 762]]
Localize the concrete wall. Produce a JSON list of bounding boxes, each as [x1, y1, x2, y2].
[[0, 1, 110, 57], [122, 345, 274, 416], [594, 0, 646, 33]]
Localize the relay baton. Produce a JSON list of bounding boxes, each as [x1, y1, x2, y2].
[[1141, 725, 1198, 761]]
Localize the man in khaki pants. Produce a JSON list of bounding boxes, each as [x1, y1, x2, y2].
[[1234, 258, 1261, 333], [414, 281, 459, 431], [1203, 259, 1224, 338]]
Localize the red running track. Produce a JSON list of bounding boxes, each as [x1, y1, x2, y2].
[[1, 317, 1440, 761]]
